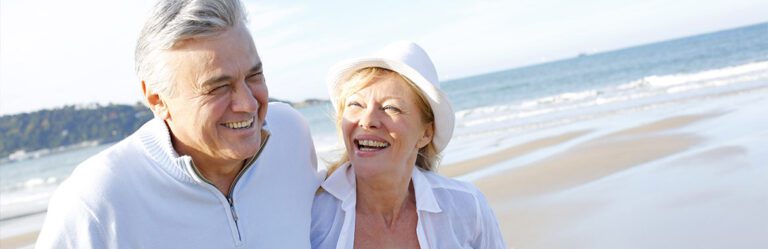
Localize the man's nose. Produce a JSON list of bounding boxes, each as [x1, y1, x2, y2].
[[231, 81, 259, 113]]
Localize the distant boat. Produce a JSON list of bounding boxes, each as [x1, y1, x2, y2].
[[577, 52, 589, 58]]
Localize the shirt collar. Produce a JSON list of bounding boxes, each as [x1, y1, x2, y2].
[[321, 162, 356, 211], [411, 167, 442, 213], [321, 162, 442, 213]]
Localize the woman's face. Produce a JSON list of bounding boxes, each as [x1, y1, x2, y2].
[[341, 75, 433, 179]]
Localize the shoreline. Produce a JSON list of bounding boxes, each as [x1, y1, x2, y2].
[[0, 209, 47, 223], [1, 140, 102, 165]]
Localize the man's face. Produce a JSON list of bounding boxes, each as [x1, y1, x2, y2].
[[151, 24, 267, 168]]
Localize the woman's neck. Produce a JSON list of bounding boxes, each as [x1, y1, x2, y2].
[[355, 172, 415, 227]]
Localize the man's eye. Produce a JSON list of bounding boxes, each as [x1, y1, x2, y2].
[[247, 73, 264, 82], [208, 85, 229, 94]]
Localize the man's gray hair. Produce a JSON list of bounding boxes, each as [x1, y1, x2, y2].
[[135, 0, 248, 96]]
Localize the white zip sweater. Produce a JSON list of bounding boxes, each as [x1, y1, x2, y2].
[[36, 103, 322, 249]]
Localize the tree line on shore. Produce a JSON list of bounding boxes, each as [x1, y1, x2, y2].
[[0, 103, 152, 160]]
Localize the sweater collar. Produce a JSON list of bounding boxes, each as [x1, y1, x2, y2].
[[137, 118, 269, 184]]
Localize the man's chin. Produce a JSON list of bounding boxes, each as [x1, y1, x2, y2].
[[227, 144, 262, 160]]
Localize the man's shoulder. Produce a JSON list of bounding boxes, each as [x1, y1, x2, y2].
[[80, 133, 147, 172], [264, 102, 314, 149], [255, 102, 321, 185], [77, 119, 159, 170], [56, 135, 149, 200], [265, 102, 310, 132]]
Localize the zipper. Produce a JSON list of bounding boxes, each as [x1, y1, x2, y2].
[[228, 197, 239, 222], [189, 129, 271, 245], [228, 196, 241, 240], [223, 130, 270, 242]]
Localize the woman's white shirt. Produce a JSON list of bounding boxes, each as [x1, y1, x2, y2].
[[311, 162, 507, 249]]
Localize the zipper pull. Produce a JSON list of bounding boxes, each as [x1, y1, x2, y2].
[[228, 197, 238, 222]]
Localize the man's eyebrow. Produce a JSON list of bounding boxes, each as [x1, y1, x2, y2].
[[248, 62, 263, 74], [200, 75, 233, 89], [200, 62, 263, 88]]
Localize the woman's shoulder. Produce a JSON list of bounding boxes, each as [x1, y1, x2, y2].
[[417, 169, 491, 214], [420, 169, 483, 196], [420, 173, 507, 248]]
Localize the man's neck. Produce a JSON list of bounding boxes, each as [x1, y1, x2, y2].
[[170, 138, 247, 196], [194, 158, 245, 196], [166, 125, 254, 196]]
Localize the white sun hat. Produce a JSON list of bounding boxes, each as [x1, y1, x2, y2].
[[327, 41, 455, 153]]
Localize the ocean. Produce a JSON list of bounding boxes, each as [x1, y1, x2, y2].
[[2, 22, 767, 222], [301, 21, 768, 160]]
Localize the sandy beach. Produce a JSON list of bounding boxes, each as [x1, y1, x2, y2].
[[0, 232, 38, 249], [442, 84, 768, 248], [0, 212, 45, 249], [3, 85, 767, 248]]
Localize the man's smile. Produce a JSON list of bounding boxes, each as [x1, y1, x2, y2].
[[221, 117, 255, 129]]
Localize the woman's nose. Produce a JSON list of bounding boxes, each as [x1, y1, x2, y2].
[[358, 106, 381, 129]]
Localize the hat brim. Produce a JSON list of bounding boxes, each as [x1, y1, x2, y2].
[[327, 58, 455, 153]]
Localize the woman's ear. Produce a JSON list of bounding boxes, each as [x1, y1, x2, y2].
[[417, 122, 434, 149], [142, 81, 170, 120]]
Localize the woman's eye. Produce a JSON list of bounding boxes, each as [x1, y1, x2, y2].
[[346, 101, 363, 108], [382, 105, 401, 113]]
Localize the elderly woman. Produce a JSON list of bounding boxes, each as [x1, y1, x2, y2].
[[311, 41, 507, 249]]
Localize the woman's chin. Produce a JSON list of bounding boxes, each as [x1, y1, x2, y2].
[[350, 161, 389, 178]]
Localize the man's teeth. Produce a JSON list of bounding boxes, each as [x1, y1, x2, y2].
[[358, 140, 389, 148], [223, 118, 253, 129]]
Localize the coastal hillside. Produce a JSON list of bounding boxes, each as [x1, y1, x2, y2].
[[0, 103, 152, 161]]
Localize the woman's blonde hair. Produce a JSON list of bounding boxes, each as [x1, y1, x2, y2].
[[325, 67, 440, 177]]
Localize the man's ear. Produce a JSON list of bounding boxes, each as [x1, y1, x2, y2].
[[416, 122, 434, 149], [142, 80, 170, 120]]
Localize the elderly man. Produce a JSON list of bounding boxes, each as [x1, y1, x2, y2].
[[35, 0, 320, 248]]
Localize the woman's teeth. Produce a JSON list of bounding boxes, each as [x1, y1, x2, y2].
[[357, 139, 390, 151]]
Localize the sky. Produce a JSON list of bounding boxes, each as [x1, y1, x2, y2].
[[1, 0, 766, 116]]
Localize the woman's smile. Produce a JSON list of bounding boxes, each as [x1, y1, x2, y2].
[[353, 134, 392, 156]]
